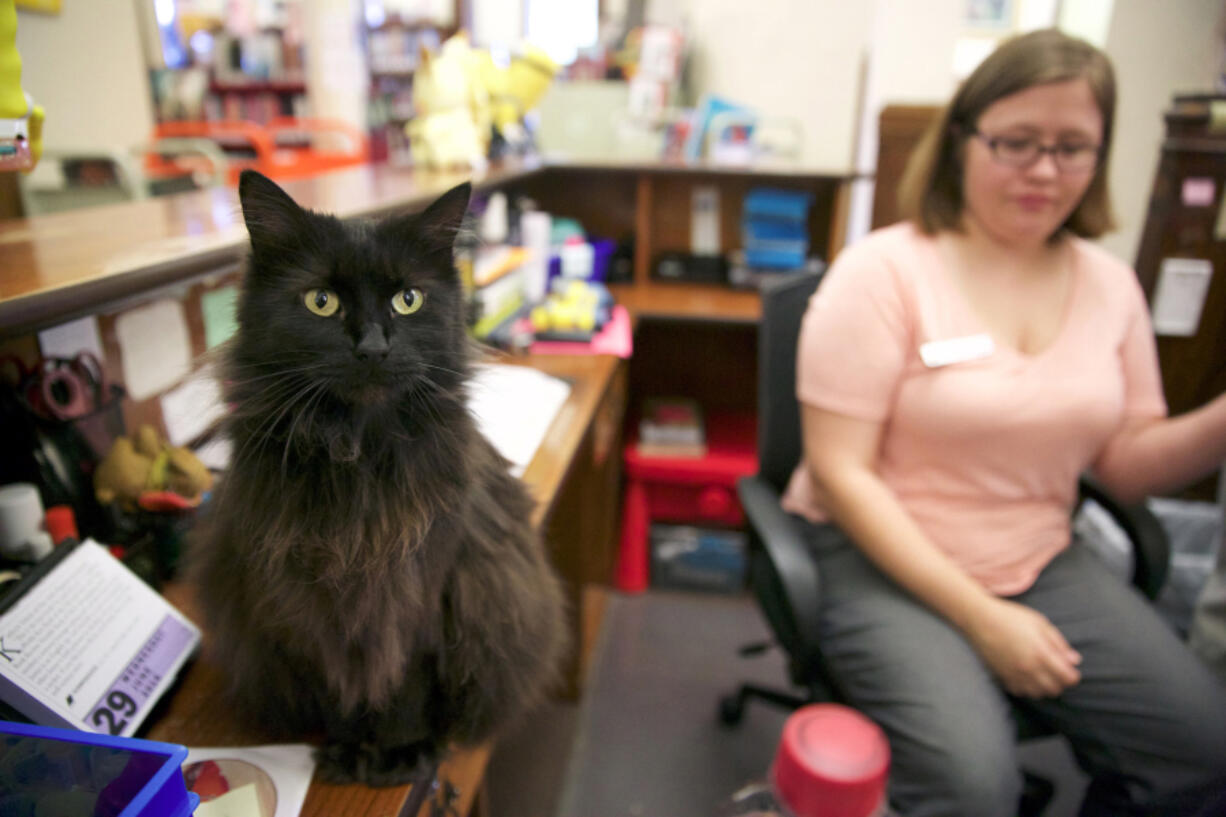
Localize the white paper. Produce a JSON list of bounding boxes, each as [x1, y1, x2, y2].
[[1152, 257, 1214, 337], [161, 369, 228, 447], [467, 363, 572, 477], [0, 540, 200, 736], [37, 316, 105, 362], [193, 436, 233, 472], [185, 744, 315, 817], [115, 299, 193, 401], [691, 186, 721, 256]]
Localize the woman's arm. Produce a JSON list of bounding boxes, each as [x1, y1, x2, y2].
[[1093, 393, 1226, 504], [803, 404, 1083, 698]]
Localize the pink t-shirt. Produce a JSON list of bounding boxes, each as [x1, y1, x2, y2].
[[780, 223, 1167, 595]]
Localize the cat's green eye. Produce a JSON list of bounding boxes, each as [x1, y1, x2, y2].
[[392, 287, 425, 316], [304, 288, 340, 317]]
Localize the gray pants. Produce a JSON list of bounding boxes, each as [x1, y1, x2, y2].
[[800, 522, 1226, 817]]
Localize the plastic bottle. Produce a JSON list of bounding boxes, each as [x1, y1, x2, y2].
[[725, 703, 892, 817]]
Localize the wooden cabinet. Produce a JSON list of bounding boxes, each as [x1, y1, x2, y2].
[[1133, 95, 1226, 500], [872, 104, 940, 230], [503, 162, 851, 432]]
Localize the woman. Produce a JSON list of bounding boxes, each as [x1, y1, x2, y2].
[[780, 29, 1226, 817]]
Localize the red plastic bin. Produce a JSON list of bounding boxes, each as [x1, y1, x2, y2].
[[615, 412, 758, 593]]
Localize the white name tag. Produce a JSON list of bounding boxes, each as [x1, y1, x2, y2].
[[919, 333, 995, 368]]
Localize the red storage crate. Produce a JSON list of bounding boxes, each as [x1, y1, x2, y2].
[[615, 412, 757, 592]]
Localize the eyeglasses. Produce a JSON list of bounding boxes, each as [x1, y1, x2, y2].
[[970, 131, 1102, 173]]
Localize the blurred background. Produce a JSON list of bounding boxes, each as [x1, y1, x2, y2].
[[5, 0, 1222, 263]]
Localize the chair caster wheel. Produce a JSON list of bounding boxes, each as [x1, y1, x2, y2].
[[719, 693, 745, 726]]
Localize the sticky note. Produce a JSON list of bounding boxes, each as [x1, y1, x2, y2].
[[201, 285, 240, 349], [38, 315, 104, 361], [193, 783, 261, 817], [114, 299, 192, 401], [1151, 258, 1214, 337], [1182, 177, 1216, 208], [160, 369, 226, 447]]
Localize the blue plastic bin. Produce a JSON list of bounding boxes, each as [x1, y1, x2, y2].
[[742, 188, 815, 222], [742, 188, 815, 269], [0, 720, 198, 817]]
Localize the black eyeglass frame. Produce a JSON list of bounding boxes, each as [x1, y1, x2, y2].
[[966, 130, 1103, 173]]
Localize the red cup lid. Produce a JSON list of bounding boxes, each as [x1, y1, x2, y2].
[[771, 703, 890, 817]]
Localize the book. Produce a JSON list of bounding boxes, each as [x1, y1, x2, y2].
[[634, 440, 708, 459], [638, 397, 706, 452]]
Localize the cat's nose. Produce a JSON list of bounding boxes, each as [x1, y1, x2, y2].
[[355, 323, 390, 361]]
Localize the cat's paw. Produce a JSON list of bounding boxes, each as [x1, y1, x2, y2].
[[315, 740, 438, 788]]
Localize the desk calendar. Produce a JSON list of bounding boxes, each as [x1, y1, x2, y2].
[[0, 539, 200, 736]]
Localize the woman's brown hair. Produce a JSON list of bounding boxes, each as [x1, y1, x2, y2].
[[898, 28, 1117, 238]]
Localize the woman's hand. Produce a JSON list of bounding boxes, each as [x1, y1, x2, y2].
[[965, 598, 1082, 698]]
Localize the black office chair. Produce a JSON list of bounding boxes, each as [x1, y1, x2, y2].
[[719, 270, 1171, 815]]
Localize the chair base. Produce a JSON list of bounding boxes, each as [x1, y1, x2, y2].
[[718, 682, 812, 726]]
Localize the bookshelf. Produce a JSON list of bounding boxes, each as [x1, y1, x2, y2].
[[363, 17, 453, 165]]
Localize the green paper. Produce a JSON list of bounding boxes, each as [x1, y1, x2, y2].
[[201, 286, 239, 349]]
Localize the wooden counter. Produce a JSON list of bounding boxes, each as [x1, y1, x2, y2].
[[0, 157, 853, 337], [0, 160, 543, 337]]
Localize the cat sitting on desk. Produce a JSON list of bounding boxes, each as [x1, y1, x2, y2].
[[190, 170, 566, 786]]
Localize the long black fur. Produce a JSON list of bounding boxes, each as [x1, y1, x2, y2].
[[190, 171, 567, 786]]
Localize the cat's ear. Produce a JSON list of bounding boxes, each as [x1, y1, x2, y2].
[[238, 170, 308, 252], [413, 182, 472, 262]]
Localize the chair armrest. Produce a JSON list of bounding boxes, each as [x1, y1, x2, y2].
[[1077, 475, 1170, 599], [738, 475, 823, 658]]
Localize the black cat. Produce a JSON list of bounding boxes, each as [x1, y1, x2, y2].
[[190, 170, 567, 786]]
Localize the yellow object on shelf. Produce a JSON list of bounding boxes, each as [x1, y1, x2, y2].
[[531, 279, 605, 333], [0, 0, 43, 170]]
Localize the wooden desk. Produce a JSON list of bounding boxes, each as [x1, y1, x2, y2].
[[142, 350, 624, 817], [0, 156, 848, 816]]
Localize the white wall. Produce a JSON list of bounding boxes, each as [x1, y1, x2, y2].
[[649, 0, 875, 170], [301, 0, 368, 137], [16, 2, 156, 153], [872, 0, 963, 105], [1099, 0, 1221, 264]]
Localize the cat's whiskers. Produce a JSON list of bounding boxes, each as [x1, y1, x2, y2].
[[281, 381, 330, 477], [405, 377, 465, 447], [227, 362, 332, 388], [229, 361, 329, 378], [232, 376, 327, 466], [417, 362, 467, 379]]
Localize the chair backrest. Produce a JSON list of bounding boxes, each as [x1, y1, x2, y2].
[[757, 270, 824, 491]]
